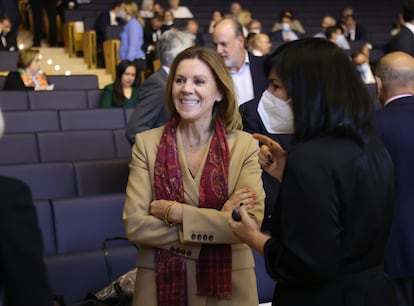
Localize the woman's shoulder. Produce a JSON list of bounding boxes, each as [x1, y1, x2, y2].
[[227, 130, 259, 151], [135, 125, 165, 143], [103, 83, 114, 91]]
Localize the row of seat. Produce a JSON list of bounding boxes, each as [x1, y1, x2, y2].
[[0, 73, 99, 91], [3, 107, 132, 133], [35, 193, 137, 303], [0, 158, 130, 200], [0, 89, 104, 111], [0, 128, 131, 164]]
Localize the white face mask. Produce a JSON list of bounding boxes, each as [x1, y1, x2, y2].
[[0, 107, 4, 138], [281, 23, 290, 31], [257, 89, 294, 134], [356, 62, 369, 74]]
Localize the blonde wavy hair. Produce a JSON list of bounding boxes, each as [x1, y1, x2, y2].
[[122, 1, 145, 26]]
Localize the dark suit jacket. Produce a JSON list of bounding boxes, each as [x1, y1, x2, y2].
[[375, 95, 414, 278], [384, 26, 414, 57], [239, 97, 293, 232], [143, 25, 162, 53], [265, 135, 395, 306], [345, 23, 367, 41], [0, 31, 17, 51], [3, 71, 34, 90], [95, 12, 124, 46], [95, 12, 111, 46], [0, 176, 53, 306], [247, 52, 268, 103], [125, 67, 170, 145]]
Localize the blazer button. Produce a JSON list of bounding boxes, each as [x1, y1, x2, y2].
[[203, 234, 208, 240], [208, 235, 213, 241], [191, 234, 196, 240], [197, 234, 202, 240], [175, 248, 180, 254], [186, 250, 192, 256]]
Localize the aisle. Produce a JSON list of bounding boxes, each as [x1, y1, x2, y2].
[[16, 29, 112, 89]]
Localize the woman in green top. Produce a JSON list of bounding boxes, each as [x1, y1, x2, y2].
[[101, 60, 138, 107]]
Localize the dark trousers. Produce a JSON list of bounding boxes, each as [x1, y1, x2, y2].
[[133, 58, 147, 87], [393, 278, 414, 306], [30, 0, 57, 46]]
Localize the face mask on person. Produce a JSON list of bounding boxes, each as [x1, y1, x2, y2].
[[356, 63, 369, 74], [257, 89, 294, 134], [336, 34, 347, 47], [281, 23, 290, 31]]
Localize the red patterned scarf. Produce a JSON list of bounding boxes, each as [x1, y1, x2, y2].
[[154, 117, 232, 306]]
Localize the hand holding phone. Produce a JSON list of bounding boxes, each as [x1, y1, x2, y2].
[[232, 207, 242, 222]]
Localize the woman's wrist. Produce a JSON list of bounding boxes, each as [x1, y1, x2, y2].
[[163, 201, 176, 227]]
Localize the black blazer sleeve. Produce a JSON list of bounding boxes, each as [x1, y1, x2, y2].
[[3, 71, 33, 90], [0, 176, 53, 306]]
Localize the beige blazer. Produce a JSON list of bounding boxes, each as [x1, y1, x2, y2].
[[123, 126, 265, 306]]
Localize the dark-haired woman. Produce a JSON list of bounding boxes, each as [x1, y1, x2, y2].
[[229, 38, 397, 306], [101, 60, 138, 108]]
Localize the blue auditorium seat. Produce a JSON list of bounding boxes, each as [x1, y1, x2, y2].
[[45, 193, 137, 303], [59, 108, 125, 130], [3, 110, 60, 133], [46, 246, 136, 304], [37, 130, 116, 162], [113, 129, 132, 159], [0, 133, 39, 164], [0, 91, 29, 111], [47, 75, 99, 90], [123, 107, 134, 123], [86, 89, 103, 108], [0, 75, 5, 89], [52, 194, 127, 253], [28, 90, 89, 110], [34, 200, 57, 256], [73, 158, 130, 196], [0, 51, 18, 71], [0, 162, 77, 200]]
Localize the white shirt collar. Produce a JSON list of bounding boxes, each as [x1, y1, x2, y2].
[[404, 22, 414, 34], [384, 94, 413, 106]]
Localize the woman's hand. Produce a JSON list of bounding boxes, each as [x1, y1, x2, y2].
[[221, 187, 256, 212], [253, 133, 287, 182], [228, 204, 270, 254], [149, 199, 183, 225]]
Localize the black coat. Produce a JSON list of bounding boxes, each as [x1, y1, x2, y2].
[[0, 176, 53, 306], [264, 135, 396, 306]]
